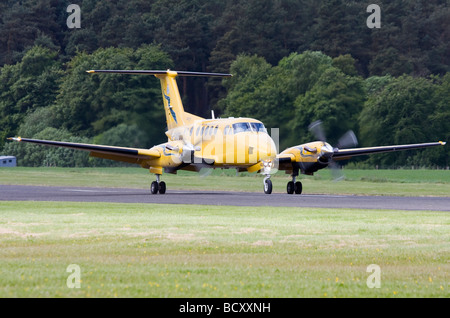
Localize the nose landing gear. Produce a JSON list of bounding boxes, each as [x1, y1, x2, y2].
[[263, 175, 272, 194]]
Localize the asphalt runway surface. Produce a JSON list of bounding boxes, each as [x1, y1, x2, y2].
[[1, 184, 449, 211]]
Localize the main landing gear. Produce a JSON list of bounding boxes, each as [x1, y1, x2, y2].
[[263, 176, 302, 195], [150, 174, 166, 194], [287, 175, 302, 195]]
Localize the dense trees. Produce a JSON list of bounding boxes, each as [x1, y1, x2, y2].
[[1, 45, 173, 166], [0, 0, 448, 167], [360, 74, 450, 166], [0, 46, 62, 150], [1, 0, 448, 112]]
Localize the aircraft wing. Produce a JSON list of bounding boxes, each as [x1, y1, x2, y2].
[[275, 153, 295, 170], [7, 137, 160, 165], [332, 141, 446, 160]]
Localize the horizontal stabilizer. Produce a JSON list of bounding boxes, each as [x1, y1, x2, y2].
[[87, 70, 232, 77]]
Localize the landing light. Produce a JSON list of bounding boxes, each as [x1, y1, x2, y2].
[[263, 160, 274, 168]]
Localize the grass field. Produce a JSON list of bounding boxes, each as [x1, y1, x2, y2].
[[1, 167, 450, 196], [0, 201, 448, 298], [0, 168, 449, 298]]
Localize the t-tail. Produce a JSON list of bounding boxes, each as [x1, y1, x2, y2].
[[87, 69, 231, 131]]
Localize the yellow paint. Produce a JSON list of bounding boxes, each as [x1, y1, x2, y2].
[[279, 141, 330, 163], [9, 69, 445, 194]]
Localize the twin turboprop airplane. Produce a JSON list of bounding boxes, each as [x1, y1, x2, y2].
[[8, 70, 446, 194]]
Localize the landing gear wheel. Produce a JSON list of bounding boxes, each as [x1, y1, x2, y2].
[[150, 181, 159, 194], [264, 179, 273, 194], [294, 181, 302, 194], [158, 181, 166, 194], [287, 181, 294, 194]]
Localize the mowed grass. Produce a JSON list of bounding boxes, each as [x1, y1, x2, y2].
[[0, 201, 448, 298], [1, 167, 449, 196], [0, 168, 448, 298]]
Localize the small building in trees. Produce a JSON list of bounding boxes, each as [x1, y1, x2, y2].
[[0, 156, 16, 167]]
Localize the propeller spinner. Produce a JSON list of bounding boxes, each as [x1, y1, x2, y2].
[[308, 120, 358, 180]]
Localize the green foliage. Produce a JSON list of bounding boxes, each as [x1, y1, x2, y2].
[[90, 124, 149, 167], [0, 1, 449, 167], [332, 54, 358, 76], [3, 127, 90, 167], [0, 0, 65, 65], [359, 74, 448, 166], [220, 54, 272, 116], [53, 45, 172, 147], [1, 0, 447, 114], [15, 107, 57, 138], [222, 52, 365, 150], [292, 67, 365, 146], [0, 46, 62, 149]]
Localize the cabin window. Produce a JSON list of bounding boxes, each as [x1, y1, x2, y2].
[[214, 126, 218, 135], [189, 127, 193, 136], [196, 126, 200, 136], [205, 126, 210, 136]]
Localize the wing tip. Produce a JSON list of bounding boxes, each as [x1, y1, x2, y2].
[[7, 136, 21, 142]]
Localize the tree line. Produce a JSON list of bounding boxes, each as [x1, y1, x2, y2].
[[0, 0, 448, 167]]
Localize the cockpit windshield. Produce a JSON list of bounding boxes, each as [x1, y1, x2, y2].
[[250, 122, 268, 133], [232, 122, 267, 134], [232, 122, 251, 134]]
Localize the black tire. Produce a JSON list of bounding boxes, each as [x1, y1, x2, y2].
[[264, 179, 272, 194], [287, 181, 294, 194], [150, 181, 158, 194], [158, 181, 166, 194], [294, 181, 302, 194]]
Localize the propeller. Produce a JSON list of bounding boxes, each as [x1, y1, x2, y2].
[[308, 120, 358, 181], [166, 132, 215, 177]]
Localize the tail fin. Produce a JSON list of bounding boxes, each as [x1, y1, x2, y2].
[[87, 70, 231, 131]]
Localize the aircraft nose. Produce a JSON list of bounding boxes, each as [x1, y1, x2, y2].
[[256, 135, 277, 160]]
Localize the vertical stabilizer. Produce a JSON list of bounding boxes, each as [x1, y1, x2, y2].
[[87, 69, 231, 131], [155, 71, 186, 131]]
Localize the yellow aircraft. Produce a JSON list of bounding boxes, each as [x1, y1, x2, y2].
[[8, 69, 446, 194]]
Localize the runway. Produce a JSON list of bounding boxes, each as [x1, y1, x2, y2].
[[0, 185, 449, 211]]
